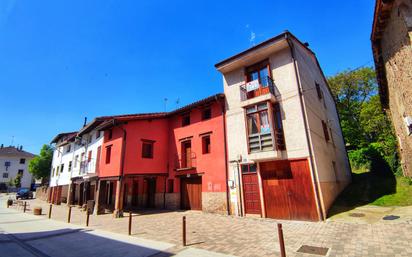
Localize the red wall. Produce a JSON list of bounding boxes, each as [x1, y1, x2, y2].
[[168, 100, 227, 193], [99, 127, 124, 178], [123, 119, 169, 175]]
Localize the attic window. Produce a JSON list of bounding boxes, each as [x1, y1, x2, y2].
[[202, 108, 212, 120]]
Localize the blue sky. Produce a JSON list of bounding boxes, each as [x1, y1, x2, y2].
[[0, 0, 375, 154]]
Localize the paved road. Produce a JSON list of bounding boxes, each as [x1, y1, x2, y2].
[[0, 195, 233, 257]]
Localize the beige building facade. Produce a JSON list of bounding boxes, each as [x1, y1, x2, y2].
[[372, 0, 412, 177], [215, 31, 351, 221]]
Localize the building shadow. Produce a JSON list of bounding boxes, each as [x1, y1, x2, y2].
[[328, 153, 397, 217], [2, 228, 173, 257]]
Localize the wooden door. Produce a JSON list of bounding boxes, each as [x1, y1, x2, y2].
[[182, 141, 192, 168], [260, 159, 318, 221], [146, 178, 156, 208], [242, 173, 262, 215], [132, 180, 139, 207], [181, 177, 202, 210]]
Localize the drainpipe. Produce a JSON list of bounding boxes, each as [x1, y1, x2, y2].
[[219, 96, 231, 216], [285, 34, 325, 221], [115, 120, 127, 217]]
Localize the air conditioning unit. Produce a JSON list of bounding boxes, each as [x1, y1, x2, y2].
[[404, 116, 412, 136]]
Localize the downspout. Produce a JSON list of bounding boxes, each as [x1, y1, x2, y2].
[[116, 120, 127, 217], [219, 96, 231, 216], [285, 34, 325, 221]]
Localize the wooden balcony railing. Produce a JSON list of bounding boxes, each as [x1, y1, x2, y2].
[[240, 76, 277, 101], [175, 152, 197, 170]]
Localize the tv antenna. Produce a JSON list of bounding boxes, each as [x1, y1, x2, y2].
[[164, 98, 168, 112]]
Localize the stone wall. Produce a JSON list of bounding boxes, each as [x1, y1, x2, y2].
[[381, 1, 412, 176], [202, 192, 227, 214], [165, 193, 180, 210], [35, 186, 49, 201]]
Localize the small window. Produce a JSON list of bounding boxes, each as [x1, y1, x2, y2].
[[18, 169, 23, 177], [202, 108, 212, 120], [182, 114, 190, 126], [168, 179, 174, 193], [56, 166, 60, 175], [88, 150, 92, 162], [88, 135, 92, 144], [60, 164, 64, 173], [315, 83, 323, 100], [202, 135, 211, 154], [74, 155, 79, 168], [19, 158, 25, 164], [108, 130, 113, 140], [96, 131, 100, 139], [142, 141, 154, 159], [52, 168, 55, 177], [241, 164, 257, 173], [66, 144, 71, 153], [68, 161, 72, 172], [105, 145, 112, 164], [3, 173, 8, 178], [322, 120, 330, 142]]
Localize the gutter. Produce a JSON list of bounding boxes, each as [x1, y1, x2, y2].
[[219, 96, 231, 215], [285, 34, 325, 221]]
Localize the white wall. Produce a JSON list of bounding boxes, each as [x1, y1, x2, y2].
[[0, 155, 33, 188]]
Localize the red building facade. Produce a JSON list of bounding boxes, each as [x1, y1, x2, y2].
[[94, 94, 228, 216]]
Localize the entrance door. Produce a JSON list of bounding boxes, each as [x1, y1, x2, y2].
[[181, 177, 202, 210], [242, 173, 262, 215], [123, 183, 128, 208], [132, 180, 139, 207], [146, 178, 156, 208], [260, 159, 318, 221], [79, 183, 84, 206]]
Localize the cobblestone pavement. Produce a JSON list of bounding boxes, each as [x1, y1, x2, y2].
[[6, 196, 412, 257]]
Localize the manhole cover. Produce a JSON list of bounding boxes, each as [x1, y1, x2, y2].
[[383, 215, 400, 220], [349, 213, 365, 217], [297, 245, 329, 256]]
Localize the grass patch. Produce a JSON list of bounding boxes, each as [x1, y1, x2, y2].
[[328, 169, 412, 217]]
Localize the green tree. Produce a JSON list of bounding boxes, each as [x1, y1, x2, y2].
[[28, 144, 53, 182], [327, 67, 399, 174], [13, 173, 22, 188]]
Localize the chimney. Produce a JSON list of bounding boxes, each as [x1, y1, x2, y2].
[[19, 145, 23, 151], [304, 42, 310, 47], [83, 117, 87, 127], [1, 144, 3, 148]]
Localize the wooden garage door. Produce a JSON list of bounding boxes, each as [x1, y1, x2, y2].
[[181, 177, 202, 210], [242, 173, 261, 215], [260, 159, 319, 221]]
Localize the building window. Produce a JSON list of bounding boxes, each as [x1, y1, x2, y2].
[[182, 114, 190, 126], [315, 82, 323, 100], [241, 164, 257, 173], [246, 60, 270, 88], [18, 169, 23, 177], [19, 158, 26, 164], [322, 120, 330, 142], [202, 135, 211, 154], [142, 140, 154, 159], [68, 161, 72, 172], [273, 104, 286, 150], [3, 173, 8, 178], [66, 144, 71, 153], [56, 166, 60, 175], [246, 102, 273, 152], [108, 129, 113, 140], [202, 108, 212, 120], [74, 155, 79, 168], [88, 150, 92, 162], [88, 135, 92, 144], [168, 179, 174, 193], [105, 145, 112, 164], [5, 161, 10, 171], [96, 131, 100, 139], [60, 164, 64, 173], [52, 168, 55, 177]]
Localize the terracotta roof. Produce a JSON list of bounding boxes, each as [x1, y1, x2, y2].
[[215, 31, 315, 69], [50, 132, 78, 144], [0, 146, 36, 158]]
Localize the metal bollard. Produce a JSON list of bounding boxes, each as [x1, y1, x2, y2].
[[48, 204, 52, 219], [128, 211, 132, 235], [182, 216, 186, 246], [23, 202, 27, 213], [67, 206, 72, 223], [86, 210, 90, 227], [277, 223, 286, 257]]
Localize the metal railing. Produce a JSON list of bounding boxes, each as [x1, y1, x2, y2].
[[240, 76, 277, 101], [175, 152, 197, 170]]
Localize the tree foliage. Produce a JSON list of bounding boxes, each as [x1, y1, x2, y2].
[[327, 67, 399, 174], [28, 144, 53, 181]]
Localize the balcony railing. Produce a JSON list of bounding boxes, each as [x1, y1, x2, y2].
[[240, 76, 277, 101], [79, 160, 96, 174], [175, 152, 197, 170]]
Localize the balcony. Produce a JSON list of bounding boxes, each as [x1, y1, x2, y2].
[[240, 76, 277, 102], [79, 160, 96, 174], [175, 152, 197, 171]]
